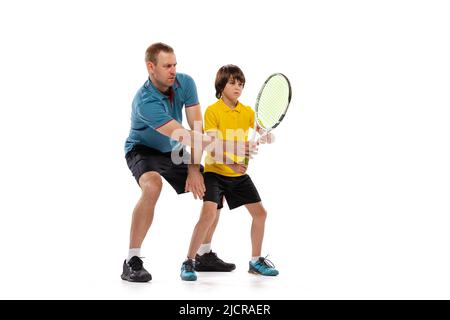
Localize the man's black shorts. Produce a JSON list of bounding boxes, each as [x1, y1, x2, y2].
[[203, 172, 261, 210], [125, 144, 202, 194]]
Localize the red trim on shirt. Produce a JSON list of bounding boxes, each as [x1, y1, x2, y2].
[[168, 87, 175, 104], [155, 119, 174, 129]]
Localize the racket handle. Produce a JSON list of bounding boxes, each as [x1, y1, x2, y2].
[[245, 126, 259, 166]]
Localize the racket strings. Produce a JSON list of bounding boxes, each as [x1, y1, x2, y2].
[[256, 75, 290, 129], [258, 93, 287, 125]]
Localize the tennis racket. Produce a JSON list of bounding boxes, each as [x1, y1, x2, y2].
[[245, 73, 292, 164]]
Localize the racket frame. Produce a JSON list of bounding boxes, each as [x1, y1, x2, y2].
[[250, 72, 292, 142]]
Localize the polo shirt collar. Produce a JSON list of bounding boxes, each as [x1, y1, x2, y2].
[[145, 76, 181, 99], [219, 98, 243, 113]]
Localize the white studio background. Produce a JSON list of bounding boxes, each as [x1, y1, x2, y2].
[[0, 0, 449, 299]]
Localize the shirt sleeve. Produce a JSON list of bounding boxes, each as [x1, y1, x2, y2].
[[136, 101, 173, 129], [183, 74, 200, 108], [204, 107, 219, 133]]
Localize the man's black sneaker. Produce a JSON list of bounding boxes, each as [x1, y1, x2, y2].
[[121, 256, 152, 282], [194, 251, 236, 272]]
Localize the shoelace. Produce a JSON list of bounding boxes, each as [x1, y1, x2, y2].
[[203, 251, 226, 263], [258, 255, 276, 269], [183, 260, 195, 272], [128, 257, 144, 271]]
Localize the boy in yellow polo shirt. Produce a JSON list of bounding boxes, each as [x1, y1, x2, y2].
[[180, 65, 279, 281]]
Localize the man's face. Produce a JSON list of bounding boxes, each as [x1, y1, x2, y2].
[[148, 51, 177, 91]]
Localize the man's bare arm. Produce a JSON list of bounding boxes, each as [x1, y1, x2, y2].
[[156, 120, 257, 160]]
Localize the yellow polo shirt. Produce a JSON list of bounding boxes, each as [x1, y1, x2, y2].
[[204, 99, 254, 177]]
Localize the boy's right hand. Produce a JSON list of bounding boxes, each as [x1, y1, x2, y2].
[[227, 163, 248, 174]]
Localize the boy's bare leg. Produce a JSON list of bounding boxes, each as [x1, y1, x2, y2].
[[245, 202, 267, 257]]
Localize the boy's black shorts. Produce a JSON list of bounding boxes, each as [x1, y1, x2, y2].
[[125, 144, 202, 194], [203, 172, 261, 210]]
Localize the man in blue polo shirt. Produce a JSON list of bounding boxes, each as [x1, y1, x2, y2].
[[122, 43, 237, 282]]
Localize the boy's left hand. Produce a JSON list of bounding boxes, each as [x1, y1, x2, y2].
[[259, 132, 275, 144], [227, 163, 248, 174]]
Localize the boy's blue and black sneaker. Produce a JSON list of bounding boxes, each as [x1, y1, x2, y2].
[[194, 251, 236, 272], [121, 256, 152, 282], [180, 259, 197, 281], [248, 257, 279, 276]]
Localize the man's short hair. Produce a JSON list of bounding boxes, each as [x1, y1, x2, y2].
[[145, 42, 174, 64]]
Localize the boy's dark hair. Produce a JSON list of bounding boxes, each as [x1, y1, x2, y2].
[[215, 64, 246, 99], [145, 42, 174, 64]]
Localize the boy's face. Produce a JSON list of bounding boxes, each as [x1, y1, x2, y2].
[[222, 77, 244, 102]]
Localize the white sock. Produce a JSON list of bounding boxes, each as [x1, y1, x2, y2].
[[251, 256, 260, 263], [127, 248, 141, 262], [197, 243, 211, 256]]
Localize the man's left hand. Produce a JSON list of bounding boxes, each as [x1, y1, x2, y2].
[[185, 165, 205, 200]]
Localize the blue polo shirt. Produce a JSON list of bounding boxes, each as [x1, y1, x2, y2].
[[124, 73, 199, 154]]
